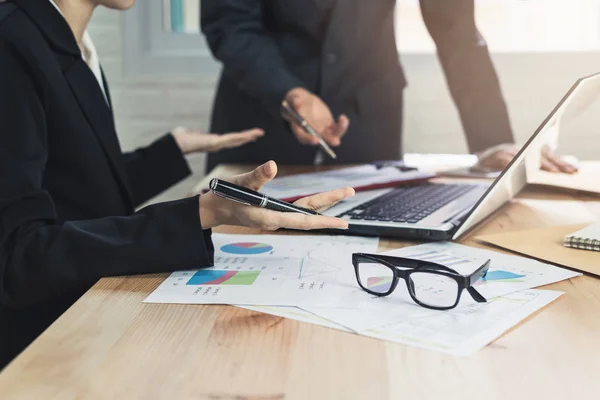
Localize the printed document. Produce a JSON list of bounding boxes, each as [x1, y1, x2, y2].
[[144, 234, 378, 307]]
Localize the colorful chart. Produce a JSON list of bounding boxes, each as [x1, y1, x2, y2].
[[220, 242, 273, 255], [187, 270, 260, 286], [475, 270, 526, 285], [367, 276, 394, 293]]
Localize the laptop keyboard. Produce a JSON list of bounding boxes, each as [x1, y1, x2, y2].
[[340, 183, 478, 224]]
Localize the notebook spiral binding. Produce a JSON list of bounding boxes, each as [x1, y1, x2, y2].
[[564, 236, 600, 252]]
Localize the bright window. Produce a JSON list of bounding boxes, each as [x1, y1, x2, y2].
[[396, 0, 600, 53], [164, 0, 200, 34]]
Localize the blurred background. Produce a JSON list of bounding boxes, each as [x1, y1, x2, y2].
[[88, 0, 600, 201]]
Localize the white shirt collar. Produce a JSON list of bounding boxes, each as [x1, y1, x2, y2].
[[48, 0, 108, 105], [48, 0, 63, 16]]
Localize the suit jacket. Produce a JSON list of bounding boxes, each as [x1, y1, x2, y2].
[[201, 0, 514, 170], [0, 0, 214, 369]]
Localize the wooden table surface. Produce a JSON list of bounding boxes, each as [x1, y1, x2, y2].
[[1, 164, 600, 400]]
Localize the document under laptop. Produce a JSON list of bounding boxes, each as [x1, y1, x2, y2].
[[261, 164, 435, 202]]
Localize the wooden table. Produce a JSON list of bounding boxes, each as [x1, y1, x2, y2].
[[1, 164, 600, 400]]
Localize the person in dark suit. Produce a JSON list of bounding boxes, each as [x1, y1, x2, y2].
[[0, 0, 352, 370], [201, 0, 577, 174]]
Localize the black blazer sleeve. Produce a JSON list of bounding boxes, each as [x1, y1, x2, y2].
[[420, 0, 514, 153], [201, 0, 305, 118], [123, 134, 191, 207], [0, 46, 214, 309]]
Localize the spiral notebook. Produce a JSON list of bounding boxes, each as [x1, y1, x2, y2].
[[564, 223, 600, 252]]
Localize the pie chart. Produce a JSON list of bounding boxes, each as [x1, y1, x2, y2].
[[220, 242, 273, 255]]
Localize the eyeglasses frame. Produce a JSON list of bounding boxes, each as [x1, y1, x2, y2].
[[352, 253, 490, 310]]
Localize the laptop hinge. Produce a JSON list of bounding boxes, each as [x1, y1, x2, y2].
[[445, 205, 474, 228]]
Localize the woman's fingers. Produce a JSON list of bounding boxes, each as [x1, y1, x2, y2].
[[294, 187, 355, 212], [257, 210, 349, 231], [253, 187, 355, 231], [215, 129, 264, 150], [231, 160, 278, 191], [175, 128, 264, 153], [223, 162, 354, 232]]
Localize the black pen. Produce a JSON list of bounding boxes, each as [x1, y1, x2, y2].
[[281, 100, 337, 160], [209, 178, 319, 215]]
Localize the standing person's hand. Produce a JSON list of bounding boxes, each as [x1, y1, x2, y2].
[[284, 88, 349, 147], [199, 161, 354, 230], [171, 127, 264, 155], [476, 144, 578, 173]]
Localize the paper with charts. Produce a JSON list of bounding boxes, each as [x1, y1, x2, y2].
[[144, 234, 378, 306], [371, 242, 580, 304], [242, 242, 579, 356]]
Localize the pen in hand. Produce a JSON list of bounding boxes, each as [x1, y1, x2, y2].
[[209, 178, 320, 215], [281, 100, 338, 160]]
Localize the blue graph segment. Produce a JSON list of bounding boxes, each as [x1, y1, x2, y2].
[[484, 270, 526, 281], [187, 270, 227, 285], [220, 242, 273, 255], [474, 270, 526, 286]]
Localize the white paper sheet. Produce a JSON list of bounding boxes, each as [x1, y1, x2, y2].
[[260, 165, 434, 200], [144, 234, 378, 307], [236, 291, 563, 356], [305, 289, 562, 356]]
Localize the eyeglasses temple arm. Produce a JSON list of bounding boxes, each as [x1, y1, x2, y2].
[[467, 286, 487, 303], [466, 259, 490, 304]]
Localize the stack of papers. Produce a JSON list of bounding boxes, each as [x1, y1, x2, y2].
[[146, 235, 580, 356], [260, 165, 435, 202]]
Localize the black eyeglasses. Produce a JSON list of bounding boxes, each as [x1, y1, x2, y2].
[[352, 253, 490, 310]]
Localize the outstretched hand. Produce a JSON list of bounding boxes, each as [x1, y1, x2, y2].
[[199, 161, 354, 231], [172, 127, 264, 154]]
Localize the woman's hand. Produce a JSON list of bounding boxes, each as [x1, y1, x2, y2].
[[171, 127, 264, 155], [199, 161, 354, 231]]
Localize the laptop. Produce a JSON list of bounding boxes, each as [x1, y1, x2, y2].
[[322, 72, 600, 240]]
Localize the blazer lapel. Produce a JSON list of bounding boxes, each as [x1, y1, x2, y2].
[[101, 68, 113, 110], [13, 0, 80, 55], [15, 0, 134, 209], [64, 59, 134, 208]]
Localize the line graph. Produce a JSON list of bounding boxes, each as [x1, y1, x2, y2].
[[297, 250, 344, 279]]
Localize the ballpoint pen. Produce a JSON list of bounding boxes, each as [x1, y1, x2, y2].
[[281, 100, 338, 160], [209, 178, 319, 215]]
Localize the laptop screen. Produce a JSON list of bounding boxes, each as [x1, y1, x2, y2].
[[453, 72, 600, 240]]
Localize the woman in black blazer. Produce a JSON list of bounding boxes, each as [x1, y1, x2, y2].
[[0, 0, 352, 369]]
